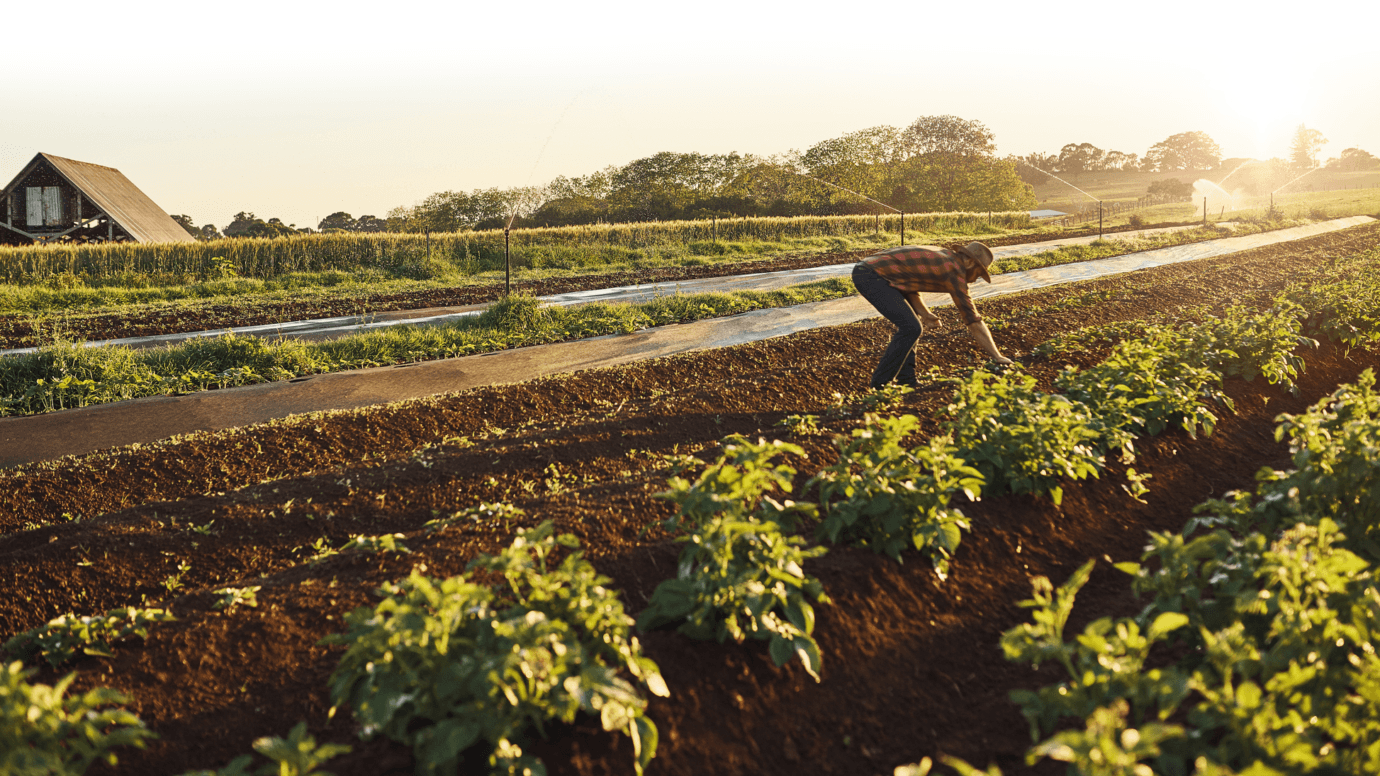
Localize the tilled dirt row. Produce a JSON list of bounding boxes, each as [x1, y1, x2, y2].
[[2, 222, 1378, 775], [0, 222, 1189, 349]]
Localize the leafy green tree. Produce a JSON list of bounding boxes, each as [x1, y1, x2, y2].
[[1147, 178, 1194, 199], [1328, 147, 1380, 171], [1289, 124, 1328, 170], [170, 214, 199, 238], [223, 212, 297, 239], [1145, 131, 1221, 171], [1056, 143, 1104, 177], [316, 211, 356, 232], [801, 126, 909, 211]]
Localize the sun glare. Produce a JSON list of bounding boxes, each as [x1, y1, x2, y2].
[[1221, 77, 1311, 160]]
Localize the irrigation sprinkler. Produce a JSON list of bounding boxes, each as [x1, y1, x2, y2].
[[1018, 159, 1102, 239], [1273, 166, 1323, 196], [796, 173, 904, 245], [504, 227, 512, 295]]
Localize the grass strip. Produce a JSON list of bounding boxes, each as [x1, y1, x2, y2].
[[0, 279, 854, 417]]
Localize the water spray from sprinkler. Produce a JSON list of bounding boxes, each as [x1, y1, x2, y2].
[[1273, 166, 1323, 195], [504, 92, 586, 295], [1216, 159, 1260, 188], [1015, 160, 1100, 204], [795, 173, 911, 245], [1015, 160, 1104, 238]]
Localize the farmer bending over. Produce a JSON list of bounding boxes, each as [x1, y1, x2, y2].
[[852, 241, 1012, 388]]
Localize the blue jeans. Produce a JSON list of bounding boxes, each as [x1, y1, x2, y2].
[[852, 262, 921, 388]]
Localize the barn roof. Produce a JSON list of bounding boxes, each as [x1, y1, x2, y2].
[[2, 153, 195, 243]]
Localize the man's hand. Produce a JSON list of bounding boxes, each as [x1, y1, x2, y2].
[[991, 355, 1014, 365], [920, 312, 942, 328]]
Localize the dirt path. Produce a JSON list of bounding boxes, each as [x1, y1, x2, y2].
[[4, 222, 1379, 775]]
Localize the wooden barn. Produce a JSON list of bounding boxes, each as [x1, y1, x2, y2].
[[0, 153, 195, 245]]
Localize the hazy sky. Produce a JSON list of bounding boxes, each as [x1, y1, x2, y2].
[[4, 0, 1376, 230]]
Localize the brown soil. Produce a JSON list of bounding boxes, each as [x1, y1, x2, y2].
[[0, 221, 1192, 349], [3, 222, 1378, 775]]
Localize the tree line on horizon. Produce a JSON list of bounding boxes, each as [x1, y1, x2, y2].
[[173, 121, 1379, 241], [1019, 125, 1379, 182]]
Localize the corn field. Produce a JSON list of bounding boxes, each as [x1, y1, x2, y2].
[[0, 210, 1032, 284]]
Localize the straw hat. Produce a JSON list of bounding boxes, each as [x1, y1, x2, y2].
[[959, 241, 994, 283]]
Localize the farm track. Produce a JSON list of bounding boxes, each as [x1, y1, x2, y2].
[[0, 222, 1192, 349], [3, 221, 1379, 775]]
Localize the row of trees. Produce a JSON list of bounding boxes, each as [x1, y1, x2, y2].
[[171, 121, 1377, 241], [1017, 131, 1225, 179], [384, 115, 1038, 232], [1019, 125, 1378, 182]]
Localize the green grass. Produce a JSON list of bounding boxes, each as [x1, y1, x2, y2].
[[0, 278, 858, 416], [1033, 167, 1380, 228], [1030, 167, 1380, 208]]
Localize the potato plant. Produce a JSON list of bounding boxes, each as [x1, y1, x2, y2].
[[1, 661, 154, 775], [176, 721, 351, 776], [638, 515, 830, 681], [1002, 373, 1380, 775], [809, 415, 981, 578], [942, 367, 1103, 506], [3, 606, 176, 668], [653, 435, 816, 534], [324, 521, 667, 776], [643, 435, 830, 680]]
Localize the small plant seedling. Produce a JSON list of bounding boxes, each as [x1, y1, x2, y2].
[[4, 607, 176, 667], [774, 414, 821, 436], [212, 586, 261, 611], [162, 561, 192, 593], [303, 537, 339, 565], [340, 533, 410, 554], [424, 502, 524, 534]]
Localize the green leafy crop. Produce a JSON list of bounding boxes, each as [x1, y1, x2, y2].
[[653, 435, 816, 534], [176, 721, 351, 776], [638, 515, 830, 681], [1002, 373, 1380, 775], [642, 435, 830, 680], [1, 660, 154, 775], [324, 521, 667, 776], [809, 415, 981, 578], [943, 367, 1103, 505], [3, 607, 176, 668]]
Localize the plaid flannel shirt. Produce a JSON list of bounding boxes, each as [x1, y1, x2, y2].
[[860, 246, 984, 325]]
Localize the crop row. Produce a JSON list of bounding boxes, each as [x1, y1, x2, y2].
[[0, 211, 1031, 284], [5, 242, 1379, 774], [992, 366, 1380, 775]]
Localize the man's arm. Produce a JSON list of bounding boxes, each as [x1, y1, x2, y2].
[[904, 292, 942, 325], [967, 321, 1013, 364]]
